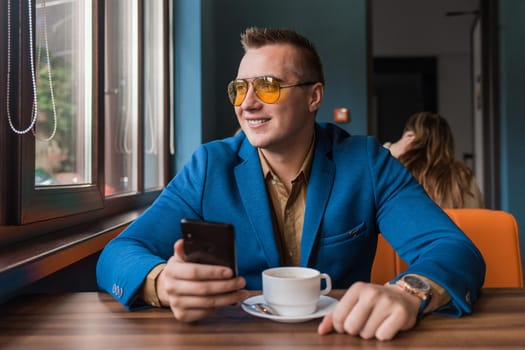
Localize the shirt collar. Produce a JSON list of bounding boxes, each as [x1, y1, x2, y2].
[[258, 134, 315, 183]]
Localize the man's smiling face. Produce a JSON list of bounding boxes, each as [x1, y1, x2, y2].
[[234, 44, 318, 153]]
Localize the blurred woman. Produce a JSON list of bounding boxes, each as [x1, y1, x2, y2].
[[384, 112, 484, 208]]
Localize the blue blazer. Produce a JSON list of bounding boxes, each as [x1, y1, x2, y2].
[[96, 123, 485, 316]]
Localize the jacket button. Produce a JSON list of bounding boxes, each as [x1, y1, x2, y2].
[[465, 291, 472, 304]]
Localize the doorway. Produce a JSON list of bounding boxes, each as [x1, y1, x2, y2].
[[373, 57, 437, 145]]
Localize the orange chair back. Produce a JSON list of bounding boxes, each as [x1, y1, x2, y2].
[[444, 209, 523, 288], [370, 234, 397, 285], [371, 209, 524, 288]]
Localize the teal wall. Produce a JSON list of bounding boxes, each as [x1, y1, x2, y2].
[[174, 0, 368, 168], [173, 0, 203, 170], [498, 1, 525, 274]]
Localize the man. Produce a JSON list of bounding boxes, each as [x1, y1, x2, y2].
[[97, 27, 485, 341]]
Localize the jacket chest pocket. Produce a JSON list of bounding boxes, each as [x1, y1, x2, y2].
[[318, 222, 367, 247]]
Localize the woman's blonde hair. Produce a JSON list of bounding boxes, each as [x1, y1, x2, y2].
[[398, 112, 475, 208]]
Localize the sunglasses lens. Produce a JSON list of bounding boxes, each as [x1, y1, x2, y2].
[[253, 77, 280, 104], [227, 77, 281, 106], [228, 80, 248, 106]]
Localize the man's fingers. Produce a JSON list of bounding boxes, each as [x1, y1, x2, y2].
[[171, 239, 235, 280], [166, 259, 235, 281], [373, 313, 403, 341], [168, 273, 245, 296], [318, 313, 334, 335], [174, 239, 185, 261], [354, 298, 392, 340], [330, 283, 361, 334], [168, 289, 249, 323], [169, 289, 248, 310], [171, 306, 214, 323]]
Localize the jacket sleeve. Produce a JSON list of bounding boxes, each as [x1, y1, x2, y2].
[[367, 137, 486, 316], [96, 145, 211, 309]]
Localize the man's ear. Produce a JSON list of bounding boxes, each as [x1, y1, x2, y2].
[[308, 82, 324, 112]]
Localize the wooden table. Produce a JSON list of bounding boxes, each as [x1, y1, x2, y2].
[[1, 289, 524, 349]]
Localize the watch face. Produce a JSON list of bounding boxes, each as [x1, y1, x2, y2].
[[404, 275, 430, 292]]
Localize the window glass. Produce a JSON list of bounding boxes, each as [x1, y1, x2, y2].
[[1, 0, 168, 236], [144, 0, 165, 190], [34, 0, 93, 186], [104, 0, 139, 196]]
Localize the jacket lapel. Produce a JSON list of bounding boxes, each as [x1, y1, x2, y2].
[[301, 129, 335, 266], [235, 140, 281, 266]]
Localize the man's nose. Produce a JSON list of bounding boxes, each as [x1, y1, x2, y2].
[[240, 83, 259, 107]]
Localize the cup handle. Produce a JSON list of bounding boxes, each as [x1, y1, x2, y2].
[[320, 273, 332, 295]]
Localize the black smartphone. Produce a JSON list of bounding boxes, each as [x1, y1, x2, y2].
[[181, 219, 237, 276]]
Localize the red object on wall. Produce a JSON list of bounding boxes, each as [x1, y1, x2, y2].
[[333, 108, 350, 123]]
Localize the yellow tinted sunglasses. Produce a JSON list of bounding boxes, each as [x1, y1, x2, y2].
[[227, 76, 316, 106]]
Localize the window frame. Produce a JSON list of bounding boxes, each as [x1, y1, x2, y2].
[[19, 0, 103, 224], [0, 0, 171, 246]]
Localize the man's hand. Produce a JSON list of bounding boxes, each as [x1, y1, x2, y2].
[[156, 239, 249, 322], [318, 281, 421, 341]]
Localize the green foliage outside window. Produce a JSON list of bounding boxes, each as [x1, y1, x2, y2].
[[36, 48, 75, 173]]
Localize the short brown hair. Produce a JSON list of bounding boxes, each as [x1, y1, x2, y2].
[[240, 27, 325, 84]]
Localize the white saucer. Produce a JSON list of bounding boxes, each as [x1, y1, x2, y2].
[[241, 295, 338, 323]]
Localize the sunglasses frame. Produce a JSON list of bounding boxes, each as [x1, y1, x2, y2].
[[227, 76, 317, 106]]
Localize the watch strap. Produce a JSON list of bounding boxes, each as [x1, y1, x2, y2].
[[416, 292, 432, 319], [392, 275, 433, 319]]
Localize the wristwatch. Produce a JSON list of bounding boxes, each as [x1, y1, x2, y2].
[[394, 275, 433, 319]]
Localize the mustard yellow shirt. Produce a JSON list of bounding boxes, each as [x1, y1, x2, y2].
[[257, 138, 314, 266]]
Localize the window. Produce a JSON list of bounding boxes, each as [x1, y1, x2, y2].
[[143, 0, 166, 191], [104, 0, 139, 195], [0, 0, 170, 243], [34, 0, 93, 188]]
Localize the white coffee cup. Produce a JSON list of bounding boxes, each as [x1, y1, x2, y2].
[[262, 267, 332, 317]]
